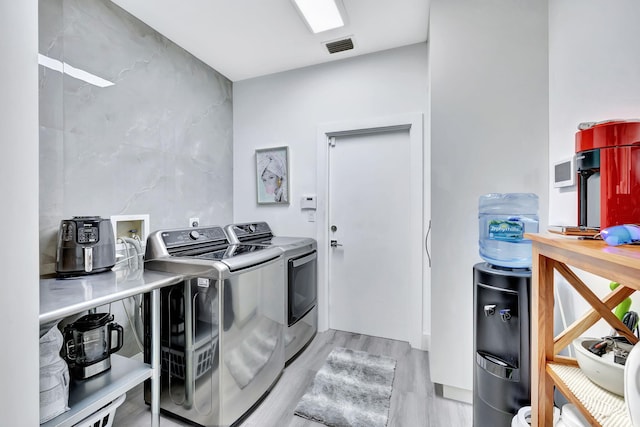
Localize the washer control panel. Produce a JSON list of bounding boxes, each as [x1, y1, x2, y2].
[[161, 226, 228, 249], [226, 222, 273, 243]]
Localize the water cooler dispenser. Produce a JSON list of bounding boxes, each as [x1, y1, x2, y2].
[[474, 193, 537, 426], [473, 263, 531, 427]]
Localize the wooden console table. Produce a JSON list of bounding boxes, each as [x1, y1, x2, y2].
[[527, 233, 640, 426]]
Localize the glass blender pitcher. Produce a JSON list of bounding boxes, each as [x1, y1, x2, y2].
[[62, 312, 123, 379]]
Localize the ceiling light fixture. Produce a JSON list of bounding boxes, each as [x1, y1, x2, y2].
[[292, 0, 345, 34]]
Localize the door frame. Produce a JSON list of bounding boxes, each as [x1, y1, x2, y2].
[[316, 113, 425, 349]]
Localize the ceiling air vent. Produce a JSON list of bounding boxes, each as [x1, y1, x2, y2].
[[325, 37, 354, 54]]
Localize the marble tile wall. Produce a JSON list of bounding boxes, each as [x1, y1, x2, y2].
[[39, 0, 233, 275]]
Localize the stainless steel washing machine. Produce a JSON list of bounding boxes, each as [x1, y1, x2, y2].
[[225, 222, 317, 364], [143, 225, 285, 427]]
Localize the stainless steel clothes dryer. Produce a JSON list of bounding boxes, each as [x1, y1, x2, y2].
[[224, 222, 317, 364], [143, 225, 285, 427]]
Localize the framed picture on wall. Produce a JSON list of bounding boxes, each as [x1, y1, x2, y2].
[[256, 146, 290, 204]]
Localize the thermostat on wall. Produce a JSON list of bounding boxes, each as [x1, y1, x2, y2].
[[553, 156, 575, 188], [301, 195, 317, 210]]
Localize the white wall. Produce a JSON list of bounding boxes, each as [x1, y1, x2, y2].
[[430, 0, 549, 400], [549, 0, 640, 225], [233, 43, 430, 338], [549, 0, 640, 337], [0, 1, 40, 425]]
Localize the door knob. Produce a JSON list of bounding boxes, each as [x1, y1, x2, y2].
[[330, 240, 343, 247]]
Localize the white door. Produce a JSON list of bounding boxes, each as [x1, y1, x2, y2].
[[328, 126, 421, 343]]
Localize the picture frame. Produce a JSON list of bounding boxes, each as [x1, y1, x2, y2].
[[256, 146, 290, 204]]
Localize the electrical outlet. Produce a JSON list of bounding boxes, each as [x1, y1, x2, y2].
[[189, 217, 199, 227]]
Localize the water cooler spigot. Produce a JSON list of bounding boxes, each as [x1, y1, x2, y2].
[[484, 305, 496, 316], [500, 309, 511, 322]]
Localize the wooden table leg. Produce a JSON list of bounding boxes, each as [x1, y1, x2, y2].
[[531, 249, 555, 426]]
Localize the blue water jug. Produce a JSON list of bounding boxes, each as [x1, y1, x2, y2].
[[478, 193, 539, 268]]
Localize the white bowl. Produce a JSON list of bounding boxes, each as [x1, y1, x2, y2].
[[624, 343, 640, 426], [573, 337, 625, 396]]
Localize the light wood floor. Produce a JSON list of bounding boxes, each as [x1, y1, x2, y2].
[[113, 329, 472, 427]]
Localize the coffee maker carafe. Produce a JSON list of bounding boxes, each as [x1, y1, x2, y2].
[[62, 313, 123, 380], [576, 120, 640, 229]]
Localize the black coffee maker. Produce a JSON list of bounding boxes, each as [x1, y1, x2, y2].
[[62, 313, 123, 380]]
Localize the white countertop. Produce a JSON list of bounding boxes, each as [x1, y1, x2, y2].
[[40, 266, 183, 324]]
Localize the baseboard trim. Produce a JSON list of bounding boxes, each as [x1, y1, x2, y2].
[[421, 333, 431, 351], [435, 383, 473, 404]]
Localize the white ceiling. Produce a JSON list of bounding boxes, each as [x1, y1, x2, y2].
[[110, 0, 430, 82]]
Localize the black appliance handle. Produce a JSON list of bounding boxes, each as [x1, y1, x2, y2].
[[63, 340, 76, 361], [61, 326, 76, 361], [110, 322, 124, 354]]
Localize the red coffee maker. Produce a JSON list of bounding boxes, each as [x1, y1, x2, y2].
[[575, 120, 640, 229]]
